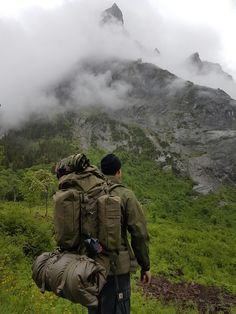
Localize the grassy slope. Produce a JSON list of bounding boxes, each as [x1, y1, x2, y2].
[[92, 150, 236, 294], [0, 151, 236, 313]]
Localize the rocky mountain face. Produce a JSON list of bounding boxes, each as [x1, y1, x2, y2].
[[186, 52, 234, 81], [49, 58, 236, 193], [2, 57, 236, 193]]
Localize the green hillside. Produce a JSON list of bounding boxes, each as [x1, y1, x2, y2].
[[0, 148, 235, 313]]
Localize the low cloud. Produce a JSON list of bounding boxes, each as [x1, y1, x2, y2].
[[69, 70, 132, 108], [0, 0, 235, 132], [178, 69, 236, 99]]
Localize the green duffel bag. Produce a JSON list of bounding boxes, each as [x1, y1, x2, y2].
[[32, 252, 107, 308]]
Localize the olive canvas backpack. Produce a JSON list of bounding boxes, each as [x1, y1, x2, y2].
[[32, 153, 123, 307], [53, 153, 122, 256]]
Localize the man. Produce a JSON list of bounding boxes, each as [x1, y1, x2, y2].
[[89, 153, 151, 314]]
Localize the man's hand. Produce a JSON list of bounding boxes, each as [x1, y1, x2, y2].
[[140, 270, 152, 284]]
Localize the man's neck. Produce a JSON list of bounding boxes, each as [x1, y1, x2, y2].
[[105, 175, 121, 184]]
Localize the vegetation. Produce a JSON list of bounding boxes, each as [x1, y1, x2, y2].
[[0, 146, 235, 313]]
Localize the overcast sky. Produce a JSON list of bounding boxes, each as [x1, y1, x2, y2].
[[0, 0, 236, 130], [0, 0, 235, 71]]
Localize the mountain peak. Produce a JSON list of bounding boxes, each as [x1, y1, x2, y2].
[[101, 3, 124, 25], [187, 52, 233, 81], [111, 3, 120, 10], [189, 52, 201, 65]]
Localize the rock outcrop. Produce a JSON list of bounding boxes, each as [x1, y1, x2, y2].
[[100, 4, 160, 57], [186, 52, 233, 81], [101, 3, 124, 26]]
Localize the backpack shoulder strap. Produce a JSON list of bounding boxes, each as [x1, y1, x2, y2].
[[108, 183, 125, 193]]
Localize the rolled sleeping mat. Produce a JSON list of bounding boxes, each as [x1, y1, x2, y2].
[[32, 252, 107, 307]]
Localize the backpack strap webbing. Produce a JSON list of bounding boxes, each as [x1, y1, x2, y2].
[[108, 183, 124, 193]]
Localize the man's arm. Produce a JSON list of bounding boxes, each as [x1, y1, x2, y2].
[[125, 191, 151, 277]]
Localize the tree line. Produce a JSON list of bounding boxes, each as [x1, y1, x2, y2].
[[0, 167, 56, 216]]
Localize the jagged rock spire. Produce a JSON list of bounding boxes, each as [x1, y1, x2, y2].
[[187, 52, 233, 81], [101, 3, 124, 26], [189, 52, 202, 66]]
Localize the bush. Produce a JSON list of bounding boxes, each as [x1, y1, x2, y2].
[[0, 203, 53, 258]]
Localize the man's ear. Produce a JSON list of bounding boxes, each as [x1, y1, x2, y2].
[[116, 169, 122, 177]]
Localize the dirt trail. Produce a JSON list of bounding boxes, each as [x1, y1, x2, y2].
[[140, 276, 236, 314]]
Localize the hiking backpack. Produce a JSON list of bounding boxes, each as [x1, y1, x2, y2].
[[53, 153, 122, 256], [32, 153, 123, 306]]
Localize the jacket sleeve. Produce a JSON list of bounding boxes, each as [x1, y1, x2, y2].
[[125, 190, 150, 271]]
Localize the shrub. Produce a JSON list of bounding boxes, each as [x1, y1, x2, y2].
[[0, 204, 53, 258]]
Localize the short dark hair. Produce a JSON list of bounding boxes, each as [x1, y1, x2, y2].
[[100, 153, 121, 175]]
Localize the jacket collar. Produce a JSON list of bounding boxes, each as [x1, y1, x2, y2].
[[105, 175, 122, 184]]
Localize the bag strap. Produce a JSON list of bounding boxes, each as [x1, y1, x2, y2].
[[40, 253, 58, 293], [56, 255, 79, 295], [108, 183, 124, 193]]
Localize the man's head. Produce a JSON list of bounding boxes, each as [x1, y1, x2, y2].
[[100, 153, 122, 176]]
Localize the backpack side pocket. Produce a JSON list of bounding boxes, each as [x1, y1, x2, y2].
[[97, 195, 121, 251], [53, 189, 81, 250]]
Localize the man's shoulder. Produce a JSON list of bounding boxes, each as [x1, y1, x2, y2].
[[104, 175, 137, 199], [111, 184, 136, 200]]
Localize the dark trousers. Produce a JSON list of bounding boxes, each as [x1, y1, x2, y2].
[[88, 273, 130, 314]]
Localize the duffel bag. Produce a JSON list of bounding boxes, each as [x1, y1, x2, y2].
[[32, 252, 107, 307]]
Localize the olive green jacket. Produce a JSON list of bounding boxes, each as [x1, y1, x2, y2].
[[105, 175, 150, 275]]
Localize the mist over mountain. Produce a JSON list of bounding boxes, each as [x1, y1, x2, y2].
[[1, 1, 236, 193], [180, 52, 236, 100], [186, 52, 233, 81], [1, 0, 236, 132]]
